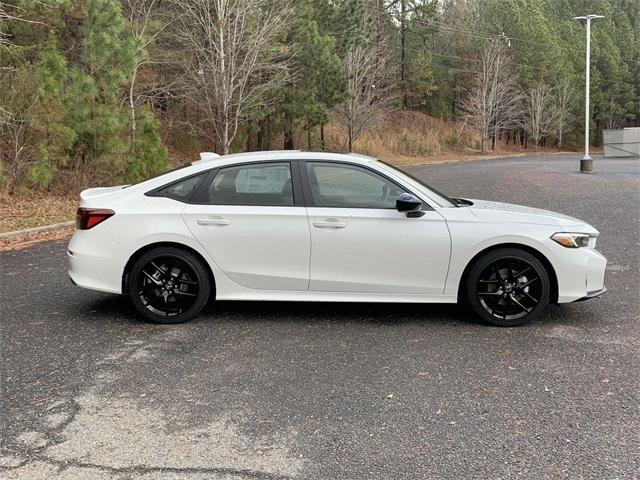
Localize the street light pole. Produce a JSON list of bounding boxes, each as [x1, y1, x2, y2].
[[574, 14, 604, 173]]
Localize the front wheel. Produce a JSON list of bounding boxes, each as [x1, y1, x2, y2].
[[128, 247, 211, 324], [464, 248, 550, 327]]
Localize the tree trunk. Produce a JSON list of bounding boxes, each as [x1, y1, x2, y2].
[[257, 120, 264, 150], [265, 115, 272, 150], [320, 123, 325, 151], [129, 64, 139, 159], [284, 129, 294, 150], [283, 113, 295, 150], [400, 0, 407, 108], [558, 128, 563, 150]]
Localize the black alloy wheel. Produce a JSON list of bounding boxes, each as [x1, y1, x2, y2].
[[129, 247, 211, 324], [465, 248, 550, 326]]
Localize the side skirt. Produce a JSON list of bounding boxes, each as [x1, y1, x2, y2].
[[215, 290, 458, 304]]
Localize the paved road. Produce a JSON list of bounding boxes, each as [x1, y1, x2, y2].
[[2, 154, 639, 479]]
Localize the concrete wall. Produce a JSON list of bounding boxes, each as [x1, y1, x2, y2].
[[603, 127, 640, 157]]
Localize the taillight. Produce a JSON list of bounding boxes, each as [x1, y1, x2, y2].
[[76, 208, 115, 230]]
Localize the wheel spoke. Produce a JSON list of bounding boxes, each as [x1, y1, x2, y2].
[[521, 290, 539, 304], [142, 270, 162, 285], [505, 261, 514, 282], [478, 291, 502, 296], [509, 294, 531, 313], [150, 261, 165, 276], [493, 263, 503, 282], [173, 290, 196, 297], [520, 277, 540, 289], [514, 266, 532, 278]]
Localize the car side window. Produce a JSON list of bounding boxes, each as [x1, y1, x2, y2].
[[208, 162, 294, 206], [153, 173, 206, 201], [306, 162, 405, 209]]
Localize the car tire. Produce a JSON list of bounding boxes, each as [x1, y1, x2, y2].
[[128, 247, 211, 324], [464, 248, 550, 327]]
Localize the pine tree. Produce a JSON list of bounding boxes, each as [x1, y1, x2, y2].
[[125, 106, 167, 182], [280, 7, 345, 150], [28, 40, 76, 189], [63, 0, 139, 180]]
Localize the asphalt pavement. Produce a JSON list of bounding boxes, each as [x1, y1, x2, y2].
[[1, 153, 639, 479]]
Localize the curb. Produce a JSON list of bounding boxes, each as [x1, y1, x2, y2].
[[0, 221, 75, 240], [400, 152, 529, 167], [399, 151, 582, 168]]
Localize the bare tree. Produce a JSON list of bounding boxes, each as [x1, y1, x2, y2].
[[122, 0, 172, 152], [461, 39, 521, 152], [336, 6, 395, 153], [0, 2, 47, 51], [523, 84, 556, 150], [173, 0, 290, 154], [553, 78, 574, 150], [0, 69, 36, 192]]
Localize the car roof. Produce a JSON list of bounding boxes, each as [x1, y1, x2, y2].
[[127, 150, 382, 196], [191, 150, 378, 166]]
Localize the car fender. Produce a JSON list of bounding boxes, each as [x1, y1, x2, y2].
[[443, 229, 559, 297]]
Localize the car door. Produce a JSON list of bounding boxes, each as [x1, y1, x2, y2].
[[182, 161, 310, 291], [302, 161, 451, 295]]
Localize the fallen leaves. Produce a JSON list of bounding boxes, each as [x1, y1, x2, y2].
[[0, 193, 77, 233]]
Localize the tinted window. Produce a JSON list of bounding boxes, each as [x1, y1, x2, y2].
[[153, 173, 205, 201], [307, 162, 405, 209], [208, 162, 294, 206]]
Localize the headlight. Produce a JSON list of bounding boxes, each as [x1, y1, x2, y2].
[[551, 232, 596, 248]]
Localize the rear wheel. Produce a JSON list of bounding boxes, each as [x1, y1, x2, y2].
[[464, 248, 550, 327], [128, 247, 211, 324]]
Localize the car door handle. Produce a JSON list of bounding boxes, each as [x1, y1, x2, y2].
[[313, 220, 347, 229], [197, 218, 231, 226]]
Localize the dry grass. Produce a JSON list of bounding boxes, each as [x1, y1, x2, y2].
[[324, 110, 483, 165], [0, 193, 77, 233]]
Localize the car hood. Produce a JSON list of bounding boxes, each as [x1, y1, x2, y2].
[[465, 199, 590, 229]]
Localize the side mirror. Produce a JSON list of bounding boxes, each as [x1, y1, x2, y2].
[[396, 193, 425, 218]]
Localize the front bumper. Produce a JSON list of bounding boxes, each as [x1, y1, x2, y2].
[[546, 239, 607, 303], [573, 287, 607, 302]]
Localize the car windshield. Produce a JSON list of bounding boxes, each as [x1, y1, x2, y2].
[[377, 160, 457, 208]]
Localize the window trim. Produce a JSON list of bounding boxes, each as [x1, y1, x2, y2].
[[147, 160, 304, 207], [299, 160, 431, 211], [145, 158, 429, 210]]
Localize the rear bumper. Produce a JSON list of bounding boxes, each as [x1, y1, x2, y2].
[[572, 287, 607, 302], [67, 243, 123, 294]]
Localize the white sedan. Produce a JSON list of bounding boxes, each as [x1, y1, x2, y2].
[[68, 151, 607, 326]]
